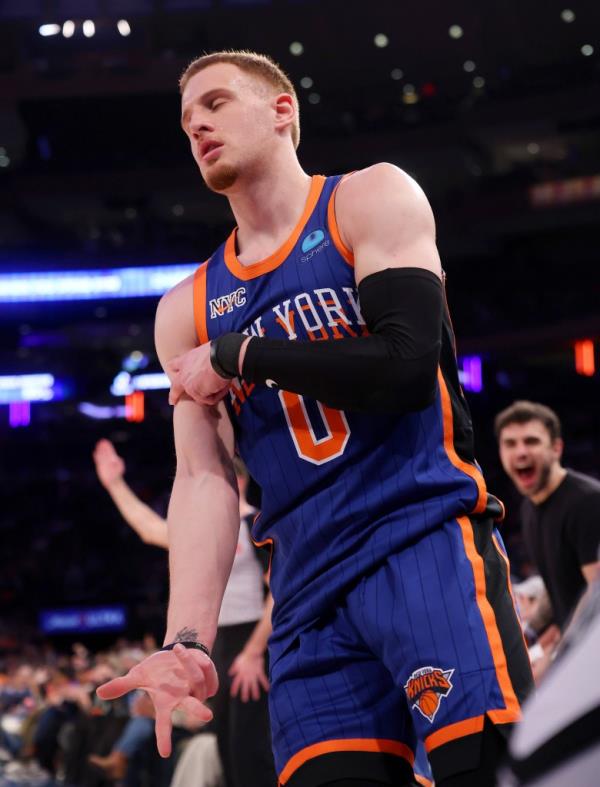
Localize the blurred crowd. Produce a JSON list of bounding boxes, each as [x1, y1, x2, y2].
[[3, 399, 598, 787], [0, 639, 219, 787]]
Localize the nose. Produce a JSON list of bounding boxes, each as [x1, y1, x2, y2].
[[189, 111, 214, 139], [515, 441, 529, 460]]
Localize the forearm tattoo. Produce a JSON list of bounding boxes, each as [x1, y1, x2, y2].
[[174, 627, 199, 642]]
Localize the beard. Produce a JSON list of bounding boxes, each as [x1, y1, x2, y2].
[[532, 460, 552, 496], [204, 162, 239, 193]]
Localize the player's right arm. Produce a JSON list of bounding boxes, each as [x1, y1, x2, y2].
[[154, 275, 240, 652], [97, 273, 240, 757]]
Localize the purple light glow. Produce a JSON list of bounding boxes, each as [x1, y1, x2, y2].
[[9, 401, 31, 427], [460, 356, 483, 393]]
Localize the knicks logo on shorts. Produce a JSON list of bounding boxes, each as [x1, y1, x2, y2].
[[404, 666, 455, 723]]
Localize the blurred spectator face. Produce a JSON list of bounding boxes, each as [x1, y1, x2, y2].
[[514, 575, 546, 625], [498, 419, 563, 498], [516, 593, 539, 624], [13, 665, 33, 690]]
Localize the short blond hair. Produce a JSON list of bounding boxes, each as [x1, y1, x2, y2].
[[179, 50, 300, 149]]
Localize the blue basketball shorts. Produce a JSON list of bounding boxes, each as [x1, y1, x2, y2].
[[268, 516, 533, 786]]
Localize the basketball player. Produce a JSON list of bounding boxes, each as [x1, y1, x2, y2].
[[97, 51, 532, 787]]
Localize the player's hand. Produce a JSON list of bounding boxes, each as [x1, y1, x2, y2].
[[167, 344, 231, 407], [228, 650, 270, 702], [96, 645, 218, 757], [93, 439, 125, 488]]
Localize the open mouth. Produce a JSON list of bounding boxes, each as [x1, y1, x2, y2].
[[515, 465, 536, 485]]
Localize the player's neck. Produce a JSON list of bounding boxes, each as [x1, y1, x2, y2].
[[228, 153, 311, 261], [530, 464, 567, 505]]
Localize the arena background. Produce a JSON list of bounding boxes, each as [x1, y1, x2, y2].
[[1, 0, 599, 649]]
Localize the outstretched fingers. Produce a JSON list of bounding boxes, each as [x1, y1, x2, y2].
[[96, 673, 139, 700], [96, 673, 141, 700], [154, 704, 174, 759], [179, 696, 213, 724]]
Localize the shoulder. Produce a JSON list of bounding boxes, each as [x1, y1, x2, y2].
[[334, 163, 440, 282], [339, 162, 422, 194], [334, 163, 437, 260], [567, 469, 600, 494], [156, 269, 196, 318], [156, 270, 196, 315], [565, 471, 600, 517], [336, 163, 434, 225]]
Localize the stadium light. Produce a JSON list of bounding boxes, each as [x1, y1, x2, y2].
[[0, 374, 58, 404], [9, 402, 31, 428], [111, 371, 170, 396], [460, 356, 483, 392], [78, 403, 127, 420], [0, 263, 197, 303], [117, 19, 131, 37], [125, 391, 145, 422], [39, 24, 61, 36], [574, 340, 595, 376]]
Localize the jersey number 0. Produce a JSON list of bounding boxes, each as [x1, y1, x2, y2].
[[279, 390, 350, 465]]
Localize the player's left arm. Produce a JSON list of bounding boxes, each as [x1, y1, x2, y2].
[[176, 164, 444, 413], [338, 162, 442, 285]]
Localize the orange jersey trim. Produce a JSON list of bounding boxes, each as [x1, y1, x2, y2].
[[495, 497, 507, 521], [192, 261, 209, 344], [425, 714, 484, 752], [326, 176, 354, 266], [223, 175, 326, 281], [487, 707, 522, 725], [278, 738, 414, 785], [438, 369, 487, 514], [251, 523, 274, 586], [415, 776, 434, 787], [456, 516, 522, 721]]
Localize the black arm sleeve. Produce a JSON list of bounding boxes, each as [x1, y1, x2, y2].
[[239, 267, 443, 413]]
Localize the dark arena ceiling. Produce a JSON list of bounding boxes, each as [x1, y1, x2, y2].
[[0, 0, 599, 462]]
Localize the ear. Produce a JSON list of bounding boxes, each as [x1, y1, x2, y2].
[[552, 437, 564, 461], [273, 93, 295, 135]]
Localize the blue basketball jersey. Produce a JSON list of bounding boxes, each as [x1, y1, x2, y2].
[[193, 174, 498, 661]]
